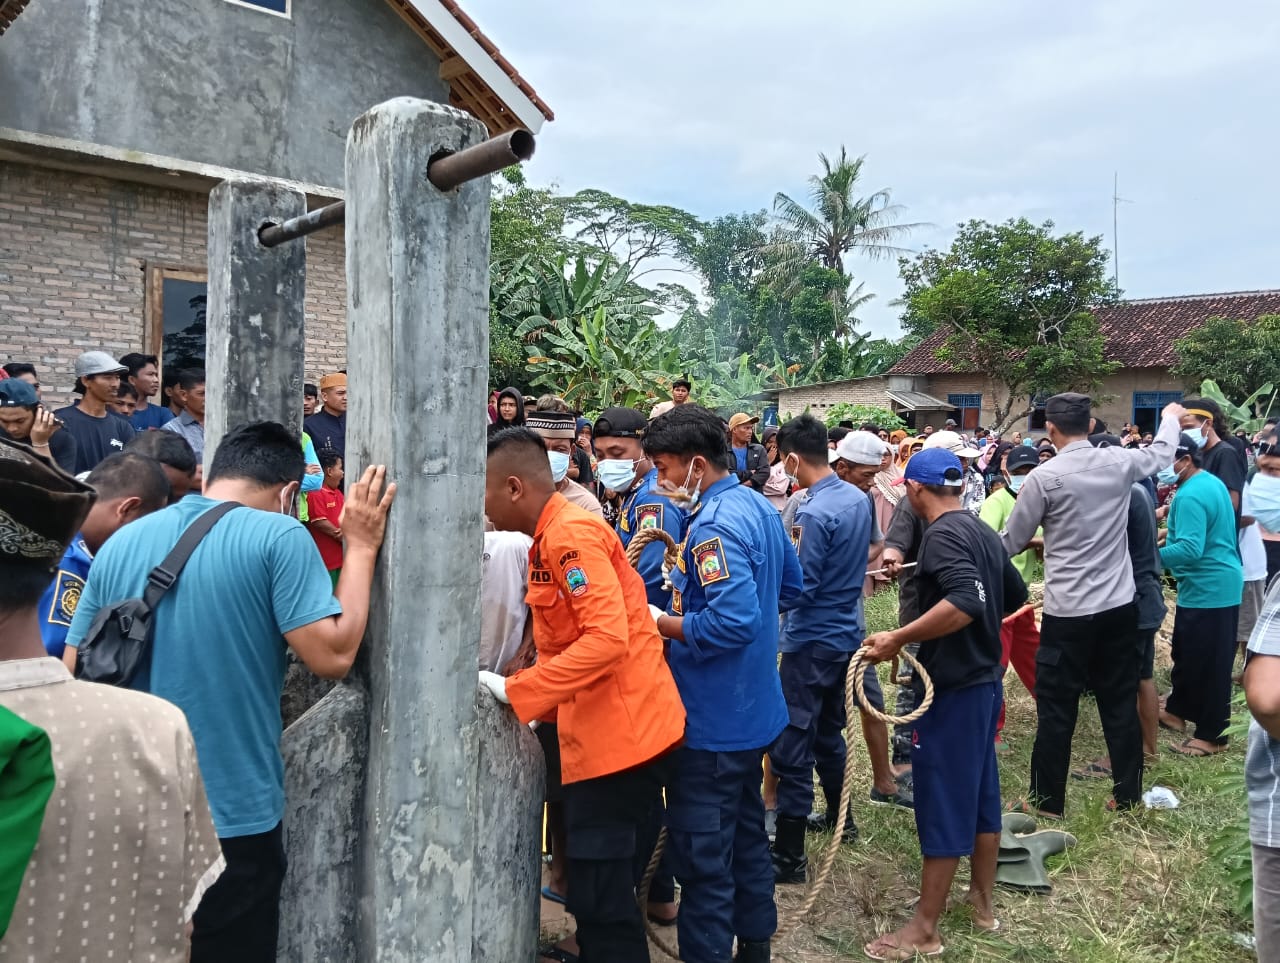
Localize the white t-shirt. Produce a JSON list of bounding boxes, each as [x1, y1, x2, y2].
[[480, 531, 534, 672], [1241, 481, 1269, 583]]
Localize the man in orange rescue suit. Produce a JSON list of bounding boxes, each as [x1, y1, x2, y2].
[[479, 426, 686, 963]]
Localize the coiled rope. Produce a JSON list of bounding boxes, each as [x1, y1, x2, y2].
[[624, 527, 934, 959]]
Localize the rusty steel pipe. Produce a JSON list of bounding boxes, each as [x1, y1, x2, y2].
[[426, 128, 535, 192], [256, 129, 534, 246]]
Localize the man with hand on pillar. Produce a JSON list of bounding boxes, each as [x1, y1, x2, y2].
[[479, 427, 686, 963], [645, 404, 803, 963]]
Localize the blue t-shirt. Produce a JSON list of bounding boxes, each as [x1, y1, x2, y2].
[[733, 446, 748, 474], [38, 534, 93, 658], [130, 401, 174, 431], [779, 472, 871, 655], [65, 496, 342, 837], [666, 475, 802, 751]]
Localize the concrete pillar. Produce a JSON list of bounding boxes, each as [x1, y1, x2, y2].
[[204, 179, 307, 470], [343, 97, 492, 961]]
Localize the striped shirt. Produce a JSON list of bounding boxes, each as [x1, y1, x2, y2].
[[1247, 578, 1280, 846]]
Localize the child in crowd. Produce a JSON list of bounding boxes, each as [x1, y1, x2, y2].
[[306, 449, 345, 587]]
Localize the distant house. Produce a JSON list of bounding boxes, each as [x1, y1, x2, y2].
[[772, 290, 1280, 434], [0, 0, 551, 401]]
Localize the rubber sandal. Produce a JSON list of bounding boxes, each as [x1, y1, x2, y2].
[[540, 885, 567, 906], [1070, 761, 1112, 781], [538, 945, 578, 963], [1168, 738, 1225, 758], [865, 936, 944, 960]]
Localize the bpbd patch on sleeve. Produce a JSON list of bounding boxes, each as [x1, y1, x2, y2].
[[47, 569, 84, 627], [565, 566, 590, 596], [636, 503, 663, 531], [693, 537, 730, 586]]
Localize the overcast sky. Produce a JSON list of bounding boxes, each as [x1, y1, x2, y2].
[[468, 0, 1280, 338]]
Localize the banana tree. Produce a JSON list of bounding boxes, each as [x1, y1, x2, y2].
[[1199, 379, 1277, 434]]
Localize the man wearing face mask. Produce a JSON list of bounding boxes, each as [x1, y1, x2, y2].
[[1158, 433, 1244, 757], [527, 409, 604, 518], [644, 404, 803, 963], [62, 422, 397, 960], [1181, 397, 1247, 526]]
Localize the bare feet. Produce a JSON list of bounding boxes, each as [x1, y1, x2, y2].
[[865, 923, 943, 960], [962, 891, 999, 931], [1169, 737, 1228, 757], [1158, 710, 1185, 733]]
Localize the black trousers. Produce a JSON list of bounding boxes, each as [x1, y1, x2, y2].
[[191, 823, 286, 963], [1166, 604, 1240, 744], [563, 754, 673, 963], [1031, 602, 1142, 815]]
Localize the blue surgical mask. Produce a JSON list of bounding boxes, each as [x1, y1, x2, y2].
[[1157, 465, 1180, 487], [1189, 424, 1208, 446], [1006, 474, 1025, 494], [1249, 473, 1280, 533], [597, 458, 639, 492], [548, 451, 571, 483]]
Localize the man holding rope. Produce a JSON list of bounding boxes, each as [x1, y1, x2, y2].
[[646, 404, 802, 963], [861, 448, 1028, 960]]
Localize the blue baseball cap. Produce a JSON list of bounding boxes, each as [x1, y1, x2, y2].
[[0, 378, 38, 407], [903, 447, 964, 487]]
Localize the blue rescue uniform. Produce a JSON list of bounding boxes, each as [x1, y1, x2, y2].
[[38, 535, 92, 658], [616, 467, 686, 608], [664, 474, 802, 960], [771, 472, 874, 820]]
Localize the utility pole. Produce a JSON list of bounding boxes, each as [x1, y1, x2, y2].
[[1112, 172, 1132, 291]]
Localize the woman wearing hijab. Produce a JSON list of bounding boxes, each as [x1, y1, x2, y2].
[[761, 426, 791, 510]]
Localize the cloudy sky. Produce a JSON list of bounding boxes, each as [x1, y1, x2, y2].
[[468, 0, 1280, 338]]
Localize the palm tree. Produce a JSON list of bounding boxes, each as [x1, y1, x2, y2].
[[768, 147, 923, 290]]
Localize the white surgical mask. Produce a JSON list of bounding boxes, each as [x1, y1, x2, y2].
[[784, 454, 800, 489], [1006, 474, 1025, 494], [1249, 473, 1280, 533], [1157, 465, 1180, 487], [663, 459, 701, 509], [597, 458, 640, 492], [548, 451, 571, 483]]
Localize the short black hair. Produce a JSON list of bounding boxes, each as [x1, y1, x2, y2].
[[2, 362, 36, 380], [827, 426, 851, 444], [673, 378, 692, 391], [776, 414, 828, 465], [487, 426, 554, 477], [207, 422, 305, 487], [0, 561, 59, 615], [859, 422, 880, 434], [1046, 404, 1090, 436], [915, 483, 961, 499], [126, 430, 197, 477], [86, 452, 170, 513], [117, 382, 138, 400], [318, 448, 343, 472], [162, 368, 182, 392], [175, 368, 205, 391], [119, 353, 158, 377], [643, 404, 730, 465], [1183, 397, 1229, 437], [304, 382, 318, 399]]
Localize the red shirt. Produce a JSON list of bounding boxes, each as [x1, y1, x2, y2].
[[305, 486, 345, 570]]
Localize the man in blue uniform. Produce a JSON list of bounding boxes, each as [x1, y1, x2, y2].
[[767, 415, 872, 884], [593, 406, 687, 606], [38, 452, 170, 657], [646, 404, 802, 963], [592, 404, 686, 927]]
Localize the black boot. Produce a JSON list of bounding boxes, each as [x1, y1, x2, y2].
[[806, 787, 858, 843], [771, 815, 808, 884], [734, 938, 771, 961]]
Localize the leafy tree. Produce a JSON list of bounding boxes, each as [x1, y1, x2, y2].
[[820, 403, 906, 432], [898, 218, 1119, 432], [691, 211, 769, 293], [1172, 315, 1280, 403], [556, 188, 702, 281]]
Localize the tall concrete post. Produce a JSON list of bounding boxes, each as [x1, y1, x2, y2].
[[204, 180, 307, 469], [344, 97, 491, 961]]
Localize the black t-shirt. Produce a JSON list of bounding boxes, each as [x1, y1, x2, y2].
[[304, 410, 346, 463], [53, 403, 134, 474], [11, 426, 79, 474], [885, 498, 927, 623], [572, 446, 594, 486], [913, 509, 1028, 693], [1202, 438, 1246, 523]]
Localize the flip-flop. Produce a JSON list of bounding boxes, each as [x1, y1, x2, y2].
[[538, 945, 578, 963], [865, 936, 944, 960], [540, 885, 567, 906], [1168, 738, 1225, 758], [1070, 761, 1112, 781]]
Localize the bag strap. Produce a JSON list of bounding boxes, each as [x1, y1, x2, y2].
[[141, 502, 241, 609]]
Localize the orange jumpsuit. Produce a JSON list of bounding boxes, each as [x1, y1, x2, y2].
[[505, 493, 686, 783]]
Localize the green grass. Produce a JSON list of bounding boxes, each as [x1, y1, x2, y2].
[[771, 584, 1253, 963]]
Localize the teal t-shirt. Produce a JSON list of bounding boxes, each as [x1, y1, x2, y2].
[[1159, 470, 1244, 609], [66, 495, 342, 837]]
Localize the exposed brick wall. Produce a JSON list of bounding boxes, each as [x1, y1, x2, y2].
[[777, 376, 890, 418], [0, 161, 348, 406]]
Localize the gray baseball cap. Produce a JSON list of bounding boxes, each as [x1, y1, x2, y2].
[[74, 351, 128, 378]]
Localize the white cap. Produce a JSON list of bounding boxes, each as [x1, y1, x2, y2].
[[923, 429, 981, 460], [833, 430, 889, 466]]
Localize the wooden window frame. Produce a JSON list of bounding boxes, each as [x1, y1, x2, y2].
[[144, 263, 207, 377]]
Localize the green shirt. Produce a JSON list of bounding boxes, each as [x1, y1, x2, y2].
[[979, 487, 1039, 586], [1160, 470, 1243, 609]]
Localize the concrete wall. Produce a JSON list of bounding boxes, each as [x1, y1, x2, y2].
[[776, 376, 890, 418], [0, 0, 446, 189], [1096, 366, 1193, 429], [0, 161, 348, 404]]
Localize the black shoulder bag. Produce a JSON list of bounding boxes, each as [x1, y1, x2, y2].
[[75, 501, 240, 686]]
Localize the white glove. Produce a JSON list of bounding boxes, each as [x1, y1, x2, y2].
[[478, 670, 510, 705], [649, 604, 666, 625]]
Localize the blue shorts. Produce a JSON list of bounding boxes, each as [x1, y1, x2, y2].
[[911, 680, 1003, 858]]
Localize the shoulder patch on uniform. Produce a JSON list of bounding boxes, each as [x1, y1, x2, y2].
[[671, 588, 683, 615], [46, 570, 85, 627], [636, 503, 663, 531], [559, 550, 580, 567], [692, 537, 730, 586], [564, 565, 590, 597], [790, 524, 803, 552]]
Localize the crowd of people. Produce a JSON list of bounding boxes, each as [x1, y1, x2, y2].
[[4, 352, 1280, 962]]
